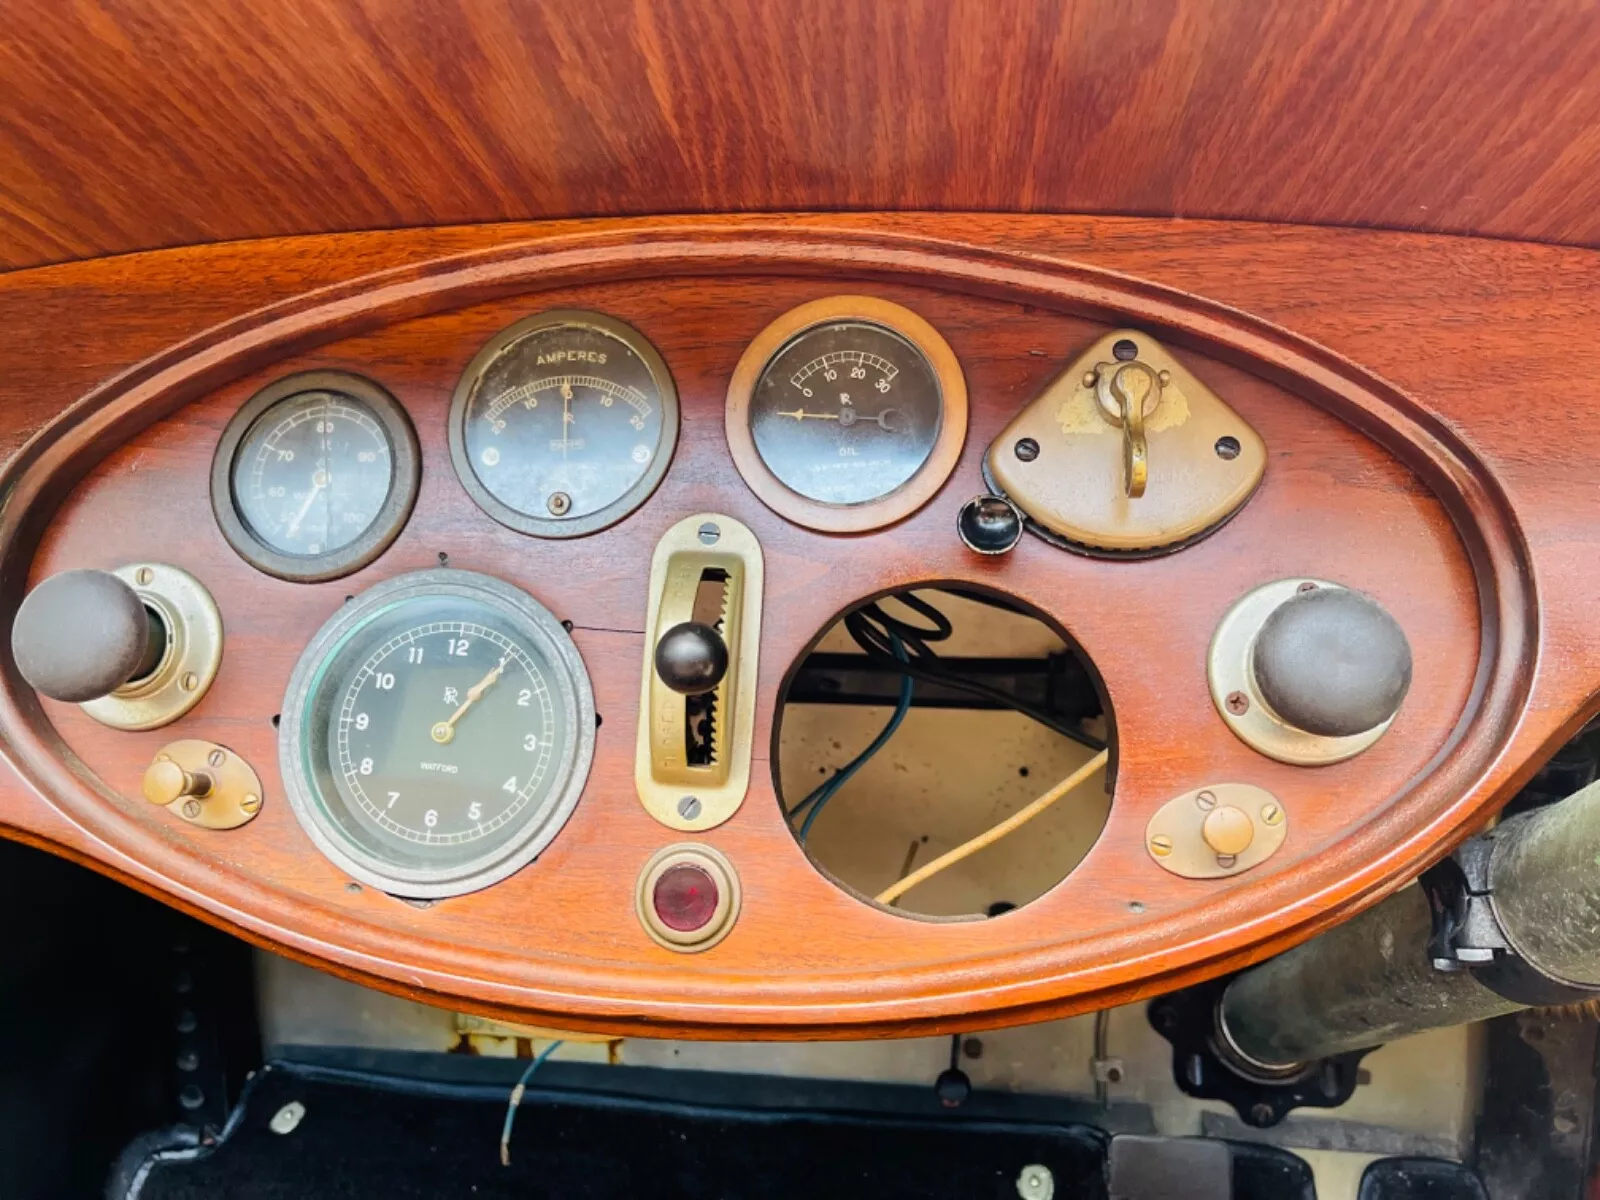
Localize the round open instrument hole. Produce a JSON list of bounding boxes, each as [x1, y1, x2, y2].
[[773, 585, 1113, 919]]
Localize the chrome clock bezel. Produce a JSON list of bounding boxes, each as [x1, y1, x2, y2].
[[278, 569, 596, 898]]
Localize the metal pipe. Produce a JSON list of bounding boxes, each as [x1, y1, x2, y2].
[[1220, 777, 1600, 1067]]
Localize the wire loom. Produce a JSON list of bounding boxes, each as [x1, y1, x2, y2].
[[786, 589, 1109, 870]]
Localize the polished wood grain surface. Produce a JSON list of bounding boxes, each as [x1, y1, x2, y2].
[[0, 216, 1571, 1037], [5, 1, 1600, 270]]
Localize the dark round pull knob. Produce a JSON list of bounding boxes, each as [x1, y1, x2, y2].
[[11, 569, 167, 702], [957, 494, 1024, 556], [1251, 586, 1412, 738], [654, 621, 729, 696]]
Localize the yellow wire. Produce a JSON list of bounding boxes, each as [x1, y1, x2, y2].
[[873, 749, 1111, 906]]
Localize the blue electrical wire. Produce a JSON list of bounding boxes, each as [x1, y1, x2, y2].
[[793, 634, 913, 843], [499, 1039, 563, 1166]]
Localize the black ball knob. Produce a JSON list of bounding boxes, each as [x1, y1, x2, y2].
[[11, 569, 166, 703], [934, 1067, 971, 1108], [654, 622, 729, 696], [957, 494, 1024, 556], [1251, 586, 1412, 738]]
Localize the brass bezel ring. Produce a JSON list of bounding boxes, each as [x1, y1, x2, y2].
[[635, 842, 741, 952], [724, 295, 968, 533], [82, 563, 223, 731]]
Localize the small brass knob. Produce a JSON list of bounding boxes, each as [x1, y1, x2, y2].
[[1201, 805, 1255, 857], [143, 759, 214, 807]]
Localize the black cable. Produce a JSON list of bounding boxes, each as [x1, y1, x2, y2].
[[842, 594, 1107, 752]]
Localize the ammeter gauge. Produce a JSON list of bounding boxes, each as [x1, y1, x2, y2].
[[448, 310, 679, 537]]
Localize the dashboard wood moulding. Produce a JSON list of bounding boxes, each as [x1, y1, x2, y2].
[[0, 215, 1580, 1040]]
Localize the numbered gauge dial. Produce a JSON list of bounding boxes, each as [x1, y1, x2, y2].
[[726, 297, 968, 533], [751, 321, 942, 505], [449, 311, 680, 537], [280, 571, 594, 897], [211, 372, 420, 581]]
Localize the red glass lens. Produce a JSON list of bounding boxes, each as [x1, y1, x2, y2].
[[652, 862, 719, 932]]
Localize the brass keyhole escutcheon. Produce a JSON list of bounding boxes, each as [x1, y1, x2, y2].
[[984, 328, 1266, 555]]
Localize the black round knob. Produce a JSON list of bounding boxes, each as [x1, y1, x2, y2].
[[1251, 586, 1412, 738], [654, 622, 729, 696], [957, 494, 1024, 555], [934, 1067, 971, 1108], [11, 569, 166, 703]]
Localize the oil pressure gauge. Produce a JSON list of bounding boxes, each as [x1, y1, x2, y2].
[[211, 372, 421, 581], [726, 296, 968, 532], [449, 310, 680, 537]]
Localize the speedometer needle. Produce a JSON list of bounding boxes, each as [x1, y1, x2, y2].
[[285, 469, 329, 538], [430, 654, 509, 745]]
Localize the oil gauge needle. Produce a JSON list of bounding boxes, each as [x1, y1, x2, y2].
[[776, 408, 899, 429], [431, 654, 509, 744]]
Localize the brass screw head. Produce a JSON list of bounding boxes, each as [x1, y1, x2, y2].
[[241, 793, 261, 813], [1261, 802, 1284, 826], [547, 491, 572, 516], [181, 671, 199, 692], [208, 748, 226, 768], [1297, 581, 1319, 594], [1216, 853, 1238, 868], [136, 567, 154, 586], [1149, 835, 1174, 857], [182, 799, 202, 819], [1196, 790, 1218, 811], [1226, 691, 1250, 715]]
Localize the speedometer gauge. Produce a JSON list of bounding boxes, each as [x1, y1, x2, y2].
[[448, 310, 679, 537], [725, 296, 968, 533], [211, 372, 420, 581], [279, 570, 595, 898]]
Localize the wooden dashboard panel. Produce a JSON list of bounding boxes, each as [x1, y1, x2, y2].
[[0, 215, 1592, 1038], [6, 2, 1600, 269]]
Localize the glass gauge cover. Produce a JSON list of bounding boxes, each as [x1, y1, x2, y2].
[[279, 570, 595, 897], [725, 297, 968, 533], [748, 320, 944, 506], [449, 310, 680, 538], [211, 372, 420, 582]]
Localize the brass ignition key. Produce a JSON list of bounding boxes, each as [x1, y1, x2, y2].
[[1089, 358, 1168, 499]]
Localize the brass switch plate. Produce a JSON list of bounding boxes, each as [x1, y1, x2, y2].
[[142, 740, 262, 830], [985, 330, 1265, 554], [1145, 783, 1286, 879], [635, 513, 764, 831]]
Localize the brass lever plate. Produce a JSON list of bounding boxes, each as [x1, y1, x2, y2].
[[985, 330, 1265, 555], [635, 513, 764, 831]]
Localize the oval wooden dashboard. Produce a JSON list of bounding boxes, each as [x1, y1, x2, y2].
[[1, 215, 1593, 1038]]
